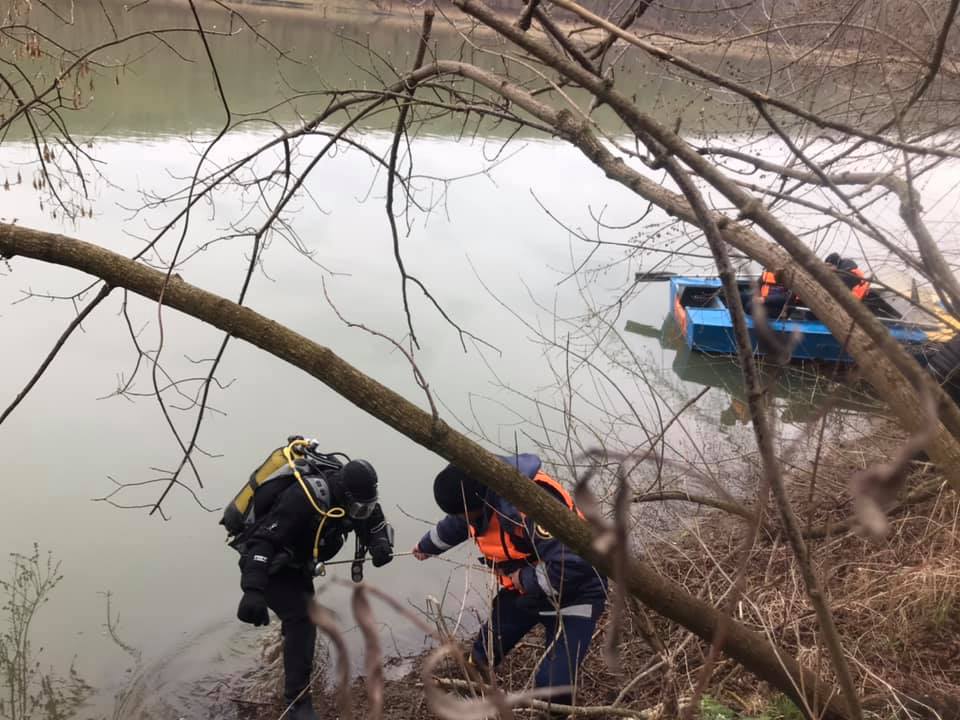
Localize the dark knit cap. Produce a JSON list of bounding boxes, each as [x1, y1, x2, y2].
[[433, 464, 484, 514]]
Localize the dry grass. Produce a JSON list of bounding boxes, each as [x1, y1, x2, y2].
[[222, 424, 960, 720]]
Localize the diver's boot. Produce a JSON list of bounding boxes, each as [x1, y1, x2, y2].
[[284, 696, 319, 720]]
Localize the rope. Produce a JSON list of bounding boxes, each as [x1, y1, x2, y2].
[[282, 438, 346, 565]]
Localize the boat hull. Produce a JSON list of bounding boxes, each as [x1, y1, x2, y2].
[[669, 277, 928, 363]]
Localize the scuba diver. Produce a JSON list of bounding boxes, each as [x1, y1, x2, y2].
[[412, 454, 607, 709], [221, 436, 395, 720]]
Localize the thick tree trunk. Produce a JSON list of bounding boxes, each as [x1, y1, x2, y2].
[[0, 223, 848, 718]]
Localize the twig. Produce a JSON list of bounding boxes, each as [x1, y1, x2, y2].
[[385, 10, 435, 351], [429, 677, 659, 718], [321, 280, 439, 423], [660, 152, 861, 720], [0, 283, 112, 426]]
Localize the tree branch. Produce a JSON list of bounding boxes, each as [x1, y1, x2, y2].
[[633, 491, 759, 523], [386, 9, 435, 351], [541, 0, 960, 159]]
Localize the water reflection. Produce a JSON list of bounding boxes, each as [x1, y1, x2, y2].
[[625, 315, 883, 427], [3, 0, 850, 140]]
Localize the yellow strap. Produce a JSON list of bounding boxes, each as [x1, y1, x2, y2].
[[282, 439, 346, 563]]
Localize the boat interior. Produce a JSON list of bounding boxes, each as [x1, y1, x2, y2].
[[677, 280, 921, 325]]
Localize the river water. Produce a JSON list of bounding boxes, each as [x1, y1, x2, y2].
[[0, 1, 949, 718]]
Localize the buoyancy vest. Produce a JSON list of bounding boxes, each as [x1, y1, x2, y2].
[[787, 266, 870, 309], [469, 470, 584, 591], [849, 268, 870, 300], [220, 440, 346, 553], [758, 270, 779, 299]]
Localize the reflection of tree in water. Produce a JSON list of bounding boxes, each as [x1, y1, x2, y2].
[[613, 311, 892, 512], [0, 546, 91, 720], [625, 313, 884, 428]]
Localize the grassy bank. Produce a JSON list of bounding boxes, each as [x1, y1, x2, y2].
[[221, 422, 960, 719]]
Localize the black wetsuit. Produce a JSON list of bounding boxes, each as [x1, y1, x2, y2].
[[238, 475, 390, 705]]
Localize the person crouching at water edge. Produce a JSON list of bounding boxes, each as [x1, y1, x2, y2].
[[412, 453, 608, 708]]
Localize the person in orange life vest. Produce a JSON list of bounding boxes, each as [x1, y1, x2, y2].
[[825, 253, 870, 300], [747, 267, 792, 318], [411, 454, 607, 705]]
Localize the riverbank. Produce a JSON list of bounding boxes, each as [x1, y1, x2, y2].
[[216, 422, 960, 719], [140, 0, 914, 70]]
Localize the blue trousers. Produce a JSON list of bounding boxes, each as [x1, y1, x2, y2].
[[472, 588, 604, 705]]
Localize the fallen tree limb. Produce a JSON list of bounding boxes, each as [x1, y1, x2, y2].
[[633, 490, 758, 523], [429, 677, 668, 718]]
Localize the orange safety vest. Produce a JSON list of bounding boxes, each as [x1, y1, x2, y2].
[[469, 471, 582, 591], [758, 270, 778, 299], [849, 268, 870, 300]]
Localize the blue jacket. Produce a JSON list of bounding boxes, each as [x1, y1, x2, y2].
[[416, 454, 607, 607]]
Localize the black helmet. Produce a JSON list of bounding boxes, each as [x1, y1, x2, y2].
[[341, 459, 378, 520], [433, 464, 485, 515], [825, 252, 841, 266]]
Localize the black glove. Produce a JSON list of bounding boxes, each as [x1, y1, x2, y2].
[[367, 521, 394, 567], [237, 591, 270, 626], [369, 540, 393, 567]]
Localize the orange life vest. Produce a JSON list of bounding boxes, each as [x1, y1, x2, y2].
[[469, 471, 582, 591], [849, 268, 870, 300], [758, 270, 779, 299]]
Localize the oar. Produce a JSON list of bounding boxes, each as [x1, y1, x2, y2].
[[634, 270, 679, 282], [624, 320, 662, 338], [634, 271, 755, 283]]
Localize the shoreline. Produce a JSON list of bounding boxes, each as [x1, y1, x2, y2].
[[133, 0, 893, 69]]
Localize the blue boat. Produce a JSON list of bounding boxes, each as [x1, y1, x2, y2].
[[669, 276, 931, 363]]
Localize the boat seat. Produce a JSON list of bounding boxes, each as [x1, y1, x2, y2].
[[784, 306, 816, 322], [680, 286, 724, 308]]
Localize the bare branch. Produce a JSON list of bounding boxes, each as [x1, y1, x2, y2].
[[0, 283, 112, 427]]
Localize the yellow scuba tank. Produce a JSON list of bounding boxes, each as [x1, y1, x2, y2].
[[220, 445, 292, 541]]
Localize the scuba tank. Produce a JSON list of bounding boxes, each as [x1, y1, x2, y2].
[[220, 436, 349, 549]]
